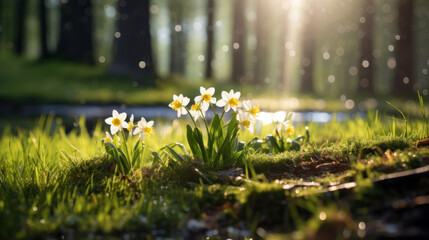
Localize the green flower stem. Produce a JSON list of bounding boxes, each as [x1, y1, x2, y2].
[[209, 103, 217, 116], [220, 110, 226, 121], [184, 107, 198, 129], [120, 130, 131, 168], [200, 109, 210, 133], [140, 141, 146, 168]]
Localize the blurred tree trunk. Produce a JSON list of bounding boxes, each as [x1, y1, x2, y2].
[[39, 0, 48, 58], [109, 0, 155, 78], [300, 0, 316, 93], [57, 0, 93, 63], [254, 0, 268, 84], [205, 0, 214, 80], [0, 0, 3, 53], [231, 0, 246, 84], [394, 0, 414, 95], [169, 0, 187, 76], [358, 0, 375, 93], [278, 5, 288, 90], [14, 0, 27, 55]]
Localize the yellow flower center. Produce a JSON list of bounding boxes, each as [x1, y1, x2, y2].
[[112, 118, 121, 127], [191, 103, 201, 111], [228, 98, 239, 107], [104, 137, 111, 143], [286, 126, 295, 135], [171, 100, 182, 111], [202, 93, 211, 102], [144, 126, 153, 136], [250, 106, 260, 116], [127, 122, 133, 131], [242, 120, 251, 128]]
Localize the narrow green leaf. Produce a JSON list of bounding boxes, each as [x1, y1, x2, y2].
[[193, 127, 208, 162], [187, 125, 202, 158], [151, 152, 166, 168], [166, 145, 184, 162]]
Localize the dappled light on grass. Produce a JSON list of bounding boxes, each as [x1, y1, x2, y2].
[[0, 94, 429, 238]]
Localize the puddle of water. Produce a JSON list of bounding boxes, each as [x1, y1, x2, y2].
[[0, 104, 366, 123]]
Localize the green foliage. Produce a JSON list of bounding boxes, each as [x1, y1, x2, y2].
[[1, 103, 429, 238], [418, 91, 429, 137], [185, 113, 241, 169]]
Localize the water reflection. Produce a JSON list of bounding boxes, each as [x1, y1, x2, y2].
[[0, 104, 366, 123]]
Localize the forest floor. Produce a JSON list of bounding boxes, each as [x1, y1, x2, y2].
[[1, 110, 429, 239], [0, 55, 426, 114]]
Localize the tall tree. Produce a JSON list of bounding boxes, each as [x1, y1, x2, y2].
[[300, 0, 316, 93], [169, 0, 187, 76], [205, 0, 214, 80], [358, 0, 375, 93], [57, 0, 93, 63], [393, 0, 414, 95], [39, 0, 49, 58], [231, 0, 246, 84], [0, 0, 3, 53], [254, 0, 268, 84], [109, 0, 155, 78], [14, 0, 27, 55]]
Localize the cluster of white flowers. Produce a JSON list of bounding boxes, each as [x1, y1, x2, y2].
[[273, 112, 295, 136], [169, 87, 260, 132], [104, 110, 154, 142]]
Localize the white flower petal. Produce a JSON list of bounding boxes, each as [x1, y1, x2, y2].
[[121, 122, 129, 128], [183, 97, 190, 106], [235, 91, 241, 99], [113, 110, 119, 118], [139, 117, 147, 125], [216, 99, 226, 107], [207, 87, 215, 95], [133, 128, 142, 135], [147, 121, 154, 127], [195, 96, 202, 103], [242, 100, 251, 110], [105, 117, 113, 124], [111, 125, 119, 135], [119, 112, 127, 121], [201, 102, 210, 111], [200, 86, 206, 95], [225, 104, 231, 112], [221, 91, 228, 101]]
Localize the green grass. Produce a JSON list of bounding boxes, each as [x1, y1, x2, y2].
[[1, 108, 429, 239]]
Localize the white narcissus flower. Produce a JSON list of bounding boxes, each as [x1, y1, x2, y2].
[[241, 100, 260, 120], [105, 110, 129, 135], [237, 112, 254, 133], [216, 89, 241, 112], [190, 102, 208, 120], [103, 131, 113, 143], [127, 114, 134, 132], [276, 120, 295, 136], [276, 120, 290, 133], [133, 117, 154, 141], [169, 94, 190, 118], [194, 87, 216, 108], [103, 131, 120, 144]]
